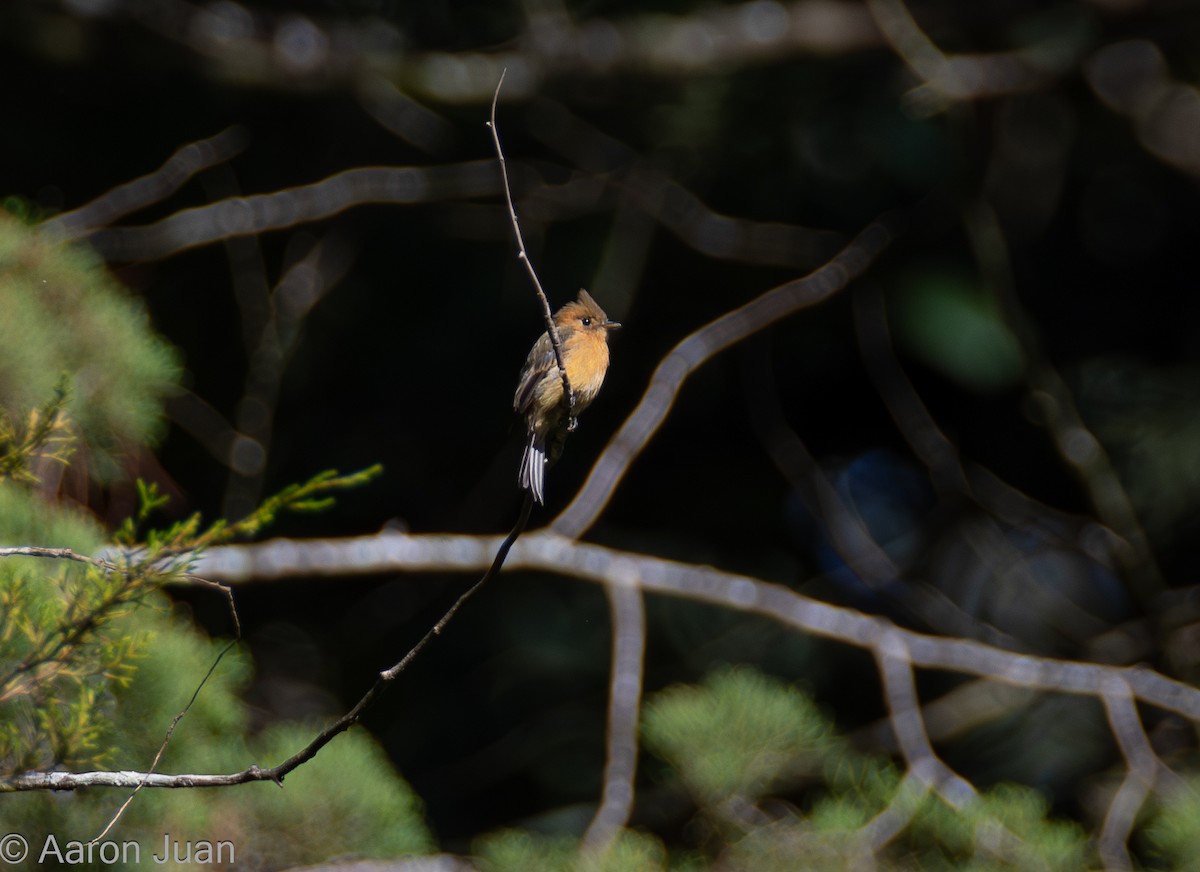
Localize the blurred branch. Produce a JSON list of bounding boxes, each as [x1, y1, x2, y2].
[[582, 580, 646, 855], [552, 214, 897, 539], [1086, 39, 1200, 179], [528, 100, 843, 271], [357, 73, 456, 154], [30, 1, 880, 99], [223, 234, 355, 519], [744, 338, 1028, 651], [177, 524, 1200, 865], [81, 162, 499, 261], [191, 531, 1200, 722], [41, 127, 248, 240], [964, 202, 1164, 603], [1096, 676, 1159, 871], [853, 284, 967, 494], [2, 497, 532, 796], [865, 0, 1081, 113], [17, 522, 1196, 871], [873, 630, 978, 812], [165, 391, 240, 468]]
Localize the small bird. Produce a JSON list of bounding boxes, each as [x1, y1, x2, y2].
[[514, 289, 620, 504]]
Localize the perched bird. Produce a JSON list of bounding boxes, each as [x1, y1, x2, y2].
[[514, 289, 620, 503]]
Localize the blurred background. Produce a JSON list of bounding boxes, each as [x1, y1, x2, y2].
[[2, 0, 1200, 866]]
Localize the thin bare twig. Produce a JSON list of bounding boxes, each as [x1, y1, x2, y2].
[[1, 498, 534, 795], [0, 545, 119, 572], [16, 526, 1200, 795], [487, 70, 574, 412], [88, 573, 243, 841]]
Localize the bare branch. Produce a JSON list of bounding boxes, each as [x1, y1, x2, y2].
[[42, 127, 248, 241], [1097, 676, 1161, 870], [527, 100, 843, 271], [0, 545, 118, 572], [582, 580, 646, 854], [223, 234, 356, 519], [358, 74, 455, 154], [88, 574, 243, 842], [865, 0, 1070, 113], [874, 630, 978, 812], [552, 215, 896, 539], [44, 1, 881, 99], [13, 527, 1200, 798], [964, 202, 1164, 603], [2, 502, 533, 796], [488, 71, 573, 411], [1086, 39, 1200, 179], [853, 284, 968, 494], [192, 531, 1200, 724], [81, 162, 500, 261]]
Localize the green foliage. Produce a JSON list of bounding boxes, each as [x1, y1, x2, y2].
[[1, 596, 433, 871], [1074, 357, 1200, 542], [636, 666, 1091, 871], [893, 270, 1025, 392], [0, 377, 73, 485], [0, 457, 410, 868], [0, 210, 179, 481], [218, 722, 434, 867], [0, 482, 136, 775], [642, 665, 839, 805], [0, 379, 382, 783], [476, 829, 668, 872], [1142, 780, 1200, 870], [113, 464, 383, 554], [0, 222, 408, 867]]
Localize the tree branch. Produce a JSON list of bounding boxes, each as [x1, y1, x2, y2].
[[551, 214, 896, 539], [488, 71, 574, 412]]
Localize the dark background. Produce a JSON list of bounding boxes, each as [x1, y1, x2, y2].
[[4, 0, 1200, 848]]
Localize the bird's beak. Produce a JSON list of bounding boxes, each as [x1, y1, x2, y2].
[[603, 319, 621, 330]]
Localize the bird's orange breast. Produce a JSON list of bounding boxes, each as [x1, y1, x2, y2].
[[563, 333, 610, 411]]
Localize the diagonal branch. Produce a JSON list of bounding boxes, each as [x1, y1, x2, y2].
[[1, 500, 534, 795], [552, 215, 897, 539], [11, 528, 1200, 794], [42, 127, 249, 241]]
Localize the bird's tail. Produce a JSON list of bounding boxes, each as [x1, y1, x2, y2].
[[518, 431, 547, 504]]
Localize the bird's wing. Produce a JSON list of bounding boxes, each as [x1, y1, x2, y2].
[[514, 332, 557, 414]]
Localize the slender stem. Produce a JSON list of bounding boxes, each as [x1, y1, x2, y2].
[[488, 70, 575, 412]]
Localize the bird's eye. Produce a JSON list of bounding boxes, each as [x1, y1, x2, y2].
[[581, 317, 592, 327]]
